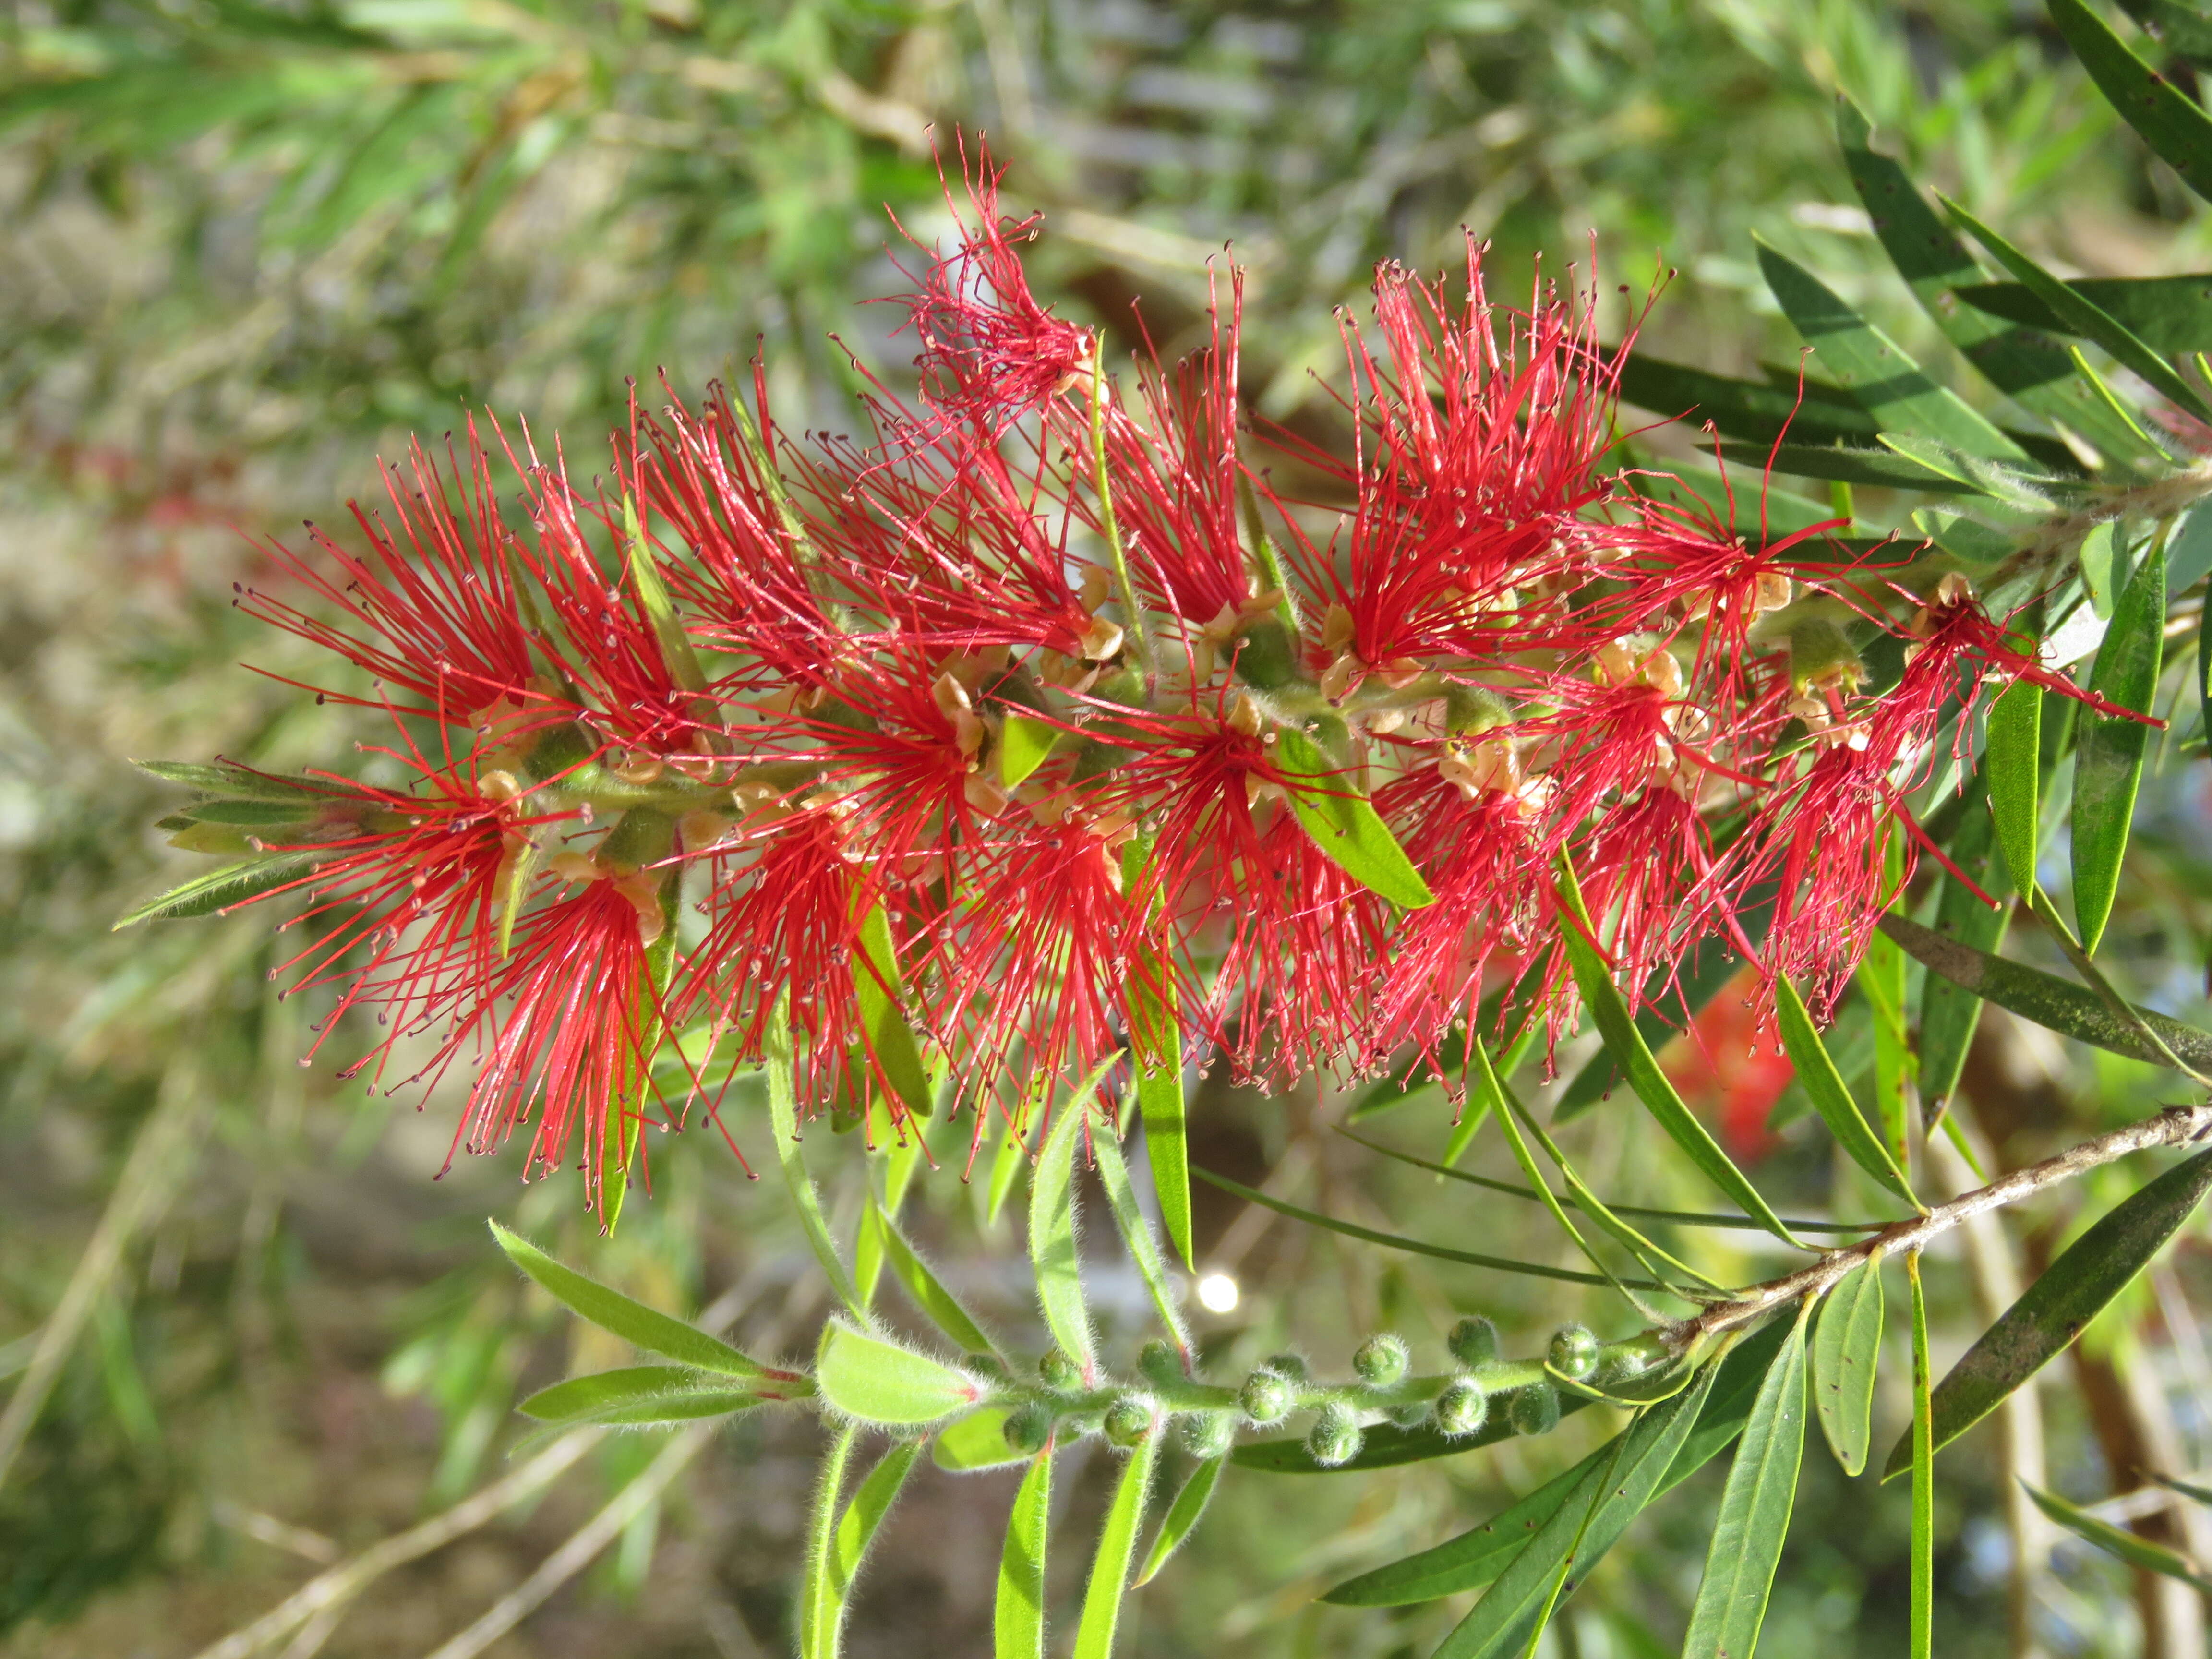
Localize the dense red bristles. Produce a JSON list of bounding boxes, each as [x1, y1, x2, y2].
[[209, 133, 2118, 1211]]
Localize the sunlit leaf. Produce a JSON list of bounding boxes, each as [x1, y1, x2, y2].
[[1618, 354, 1876, 447], [1273, 724, 1434, 908], [1031, 1063, 1118, 1383], [934, 1407, 1028, 1473], [998, 712, 1064, 787], [1773, 977, 1919, 1209], [1555, 939, 1750, 1123], [2027, 1482, 2212, 1592], [1071, 1431, 1160, 1659], [1984, 677, 2044, 907], [1133, 1453, 1225, 1587], [1682, 1304, 1809, 1659], [2071, 543, 2165, 953], [871, 1195, 998, 1359], [996, 1447, 1053, 1659], [1121, 832, 1193, 1269], [2050, 0, 2212, 207], [1812, 1256, 1885, 1477], [1884, 1147, 2212, 1477], [1960, 275, 2212, 357], [1721, 440, 1984, 493], [1907, 1252, 1934, 1659], [830, 1439, 923, 1599], [489, 1222, 773, 1379], [853, 901, 935, 1126], [815, 1319, 985, 1428], [799, 1428, 856, 1659], [114, 851, 319, 928]]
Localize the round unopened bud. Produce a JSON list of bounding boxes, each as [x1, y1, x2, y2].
[[1353, 1334, 1410, 1386], [1308, 1403, 1364, 1467], [1448, 1316, 1500, 1369], [1548, 1324, 1599, 1382], [1263, 1351, 1311, 1384], [960, 1352, 1010, 1383], [1181, 1411, 1237, 1459], [1510, 1383, 1561, 1438], [1435, 1378, 1490, 1438], [1138, 1339, 1185, 1387], [1038, 1349, 1081, 1391], [1103, 1395, 1156, 1449], [1002, 1399, 1054, 1455], [1387, 1402, 1431, 1430], [1240, 1367, 1296, 1424]]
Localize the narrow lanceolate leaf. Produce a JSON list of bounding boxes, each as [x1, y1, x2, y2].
[[518, 1365, 797, 1421], [2050, 0, 2212, 208], [1813, 1256, 1886, 1477], [1434, 1367, 1720, 1659], [2026, 1483, 2212, 1592], [2072, 544, 2165, 954], [1724, 440, 1983, 493], [130, 758, 349, 801], [622, 491, 710, 695], [934, 1407, 1027, 1473], [1885, 1146, 2212, 1478], [1324, 1319, 1795, 1606], [1088, 1107, 1192, 1360], [1948, 198, 2212, 425], [871, 1196, 998, 1359], [1960, 274, 2212, 358], [1133, 1453, 1226, 1587], [998, 712, 1063, 788], [815, 1319, 984, 1427], [517, 1383, 769, 1430], [996, 1448, 1053, 1659], [1618, 354, 1877, 445], [489, 1222, 774, 1379], [1984, 679, 2044, 903], [800, 1428, 857, 1659], [1273, 724, 1434, 908], [114, 851, 318, 928], [1683, 1306, 1810, 1659], [1920, 771, 2013, 1124], [1030, 1070, 1109, 1382], [1836, 95, 2162, 467], [1193, 1166, 1660, 1291], [1119, 829, 1192, 1268], [1864, 833, 1917, 1169], [1072, 1431, 1161, 1659], [830, 1439, 924, 1603], [1557, 869, 1805, 1249], [1754, 238, 2027, 460], [1774, 978, 1920, 1209], [853, 901, 936, 1125], [766, 988, 866, 1320], [1556, 937, 1750, 1123], [1899, 1253, 1932, 1659], [1879, 913, 2212, 1073]]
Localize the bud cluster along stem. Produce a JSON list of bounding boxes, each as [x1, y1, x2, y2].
[[140, 134, 2171, 1212]]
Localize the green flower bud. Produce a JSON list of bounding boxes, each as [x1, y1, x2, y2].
[[1103, 1394, 1156, 1449], [1435, 1378, 1489, 1438], [1387, 1402, 1431, 1430], [1598, 1334, 1670, 1384], [1548, 1324, 1599, 1382], [1002, 1399, 1055, 1455], [959, 1352, 1010, 1383], [1447, 1316, 1500, 1369], [1307, 1403, 1364, 1467], [1509, 1383, 1560, 1438], [1181, 1411, 1237, 1459], [1353, 1333, 1410, 1386], [1240, 1367, 1296, 1424], [1138, 1339, 1185, 1387], [1038, 1349, 1081, 1391], [1263, 1351, 1311, 1384]]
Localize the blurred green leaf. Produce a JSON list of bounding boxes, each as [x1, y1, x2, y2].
[[518, 1365, 777, 1421], [869, 1196, 998, 1360], [1030, 1066, 1109, 1382], [766, 988, 866, 1321], [2027, 1482, 2212, 1591], [2050, 0, 2212, 205], [853, 900, 935, 1127], [1087, 1104, 1191, 1361], [1774, 976, 1919, 1209]]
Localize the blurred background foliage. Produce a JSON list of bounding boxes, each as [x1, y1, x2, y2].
[[3, 0, 2212, 1655]]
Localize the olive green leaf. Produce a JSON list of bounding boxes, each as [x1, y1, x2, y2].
[[1773, 976, 1920, 1210], [2050, 0, 2212, 207], [489, 1222, 775, 1379], [2027, 1482, 2212, 1593], [2072, 543, 2165, 953], [1813, 1256, 1886, 1476]]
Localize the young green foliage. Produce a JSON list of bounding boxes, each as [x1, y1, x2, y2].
[[489, 1222, 773, 1379], [815, 1321, 985, 1428], [1072, 1430, 1161, 1659], [1133, 1454, 1226, 1587], [1772, 977, 1920, 1210], [1812, 1255, 1886, 1477], [1273, 724, 1435, 908], [997, 1447, 1054, 1659]]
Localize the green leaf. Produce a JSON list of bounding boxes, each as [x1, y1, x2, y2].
[[1754, 238, 2028, 461], [1072, 1431, 1161, 1659], [515, 1390, 765, 1431], [853, 901, 936, 1126], [2026, 1482, 2212, 1592], [1885, 1146, 2212, 1478], [517, 1365, 787, 1421], [2072, 543, 2166, 953], [830, 1439, 923, 1598], [1985, 679, 2044, 904], [1556, 865, 1805, 1249], [489, 1222, 773, 1379], [130, 758, 355, 800], [800, 1428, 856, 1659], [622, 491, 710, 696], [996, 1448, 1053, 1659], [1813, 1257, 1886, 1477], [173, 797, 322, 827], [1837, 95, 2164, 468], [1682, 1304, 1809, 1659], [1120, 833, 1192, 1269], [1721, 441, 1985, 493], [937, 1407, 1029, 1473], [1433, 1365, 1720, 1659], [1774, 976, 1920, 1209], [766, 988, 867, 1320], [2151, 1470, 2212, 1509], [1191, 1166, 1660, 1291], [1031, 1065, 1115, 1383], [1133, 1453, 1225, 1587], [113, 851, 319, 928], [1324, 1320, 1793, 1605], [1555, 939, 1749, 1123], [1960, 275, 2212, 359], [1273, 724, 1434, 908], [1618, 354, 1877, 447], [815, 1319, 985, 1427], [871, 1196, 998, 1358], [1907, 1252, 1934, 1659], [2050, 0, 2212, 207], [998, 712, 1064, 787], [1878, 913, 2212, 1072], [1946, 197, 2212, 424], [1088, 1106, 1192, 1361]]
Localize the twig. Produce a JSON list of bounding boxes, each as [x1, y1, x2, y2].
[[1666, 1102, 2212, 1354], [419, 1426, 712, 1659], [0, 1058, 210, 1492]]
